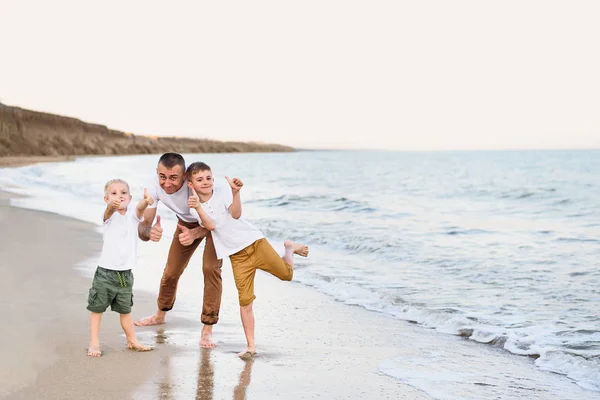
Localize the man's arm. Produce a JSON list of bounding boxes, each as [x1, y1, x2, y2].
[[138, 207, 160, 242]]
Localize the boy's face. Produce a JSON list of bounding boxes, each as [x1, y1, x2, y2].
[[104, 182, 132, 209], [187, 169, 214, 196]]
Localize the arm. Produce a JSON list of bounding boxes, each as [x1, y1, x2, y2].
[[225, 176, 243, 219], [104, 199, 120, 222], [228, 191, 242, 219], [188, 189, 216, 231], [138, 207, 161, 242], [194, 205, 216, 231], [135, 188, 154, 220]]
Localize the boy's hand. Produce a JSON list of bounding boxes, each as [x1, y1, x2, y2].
[[143, 188, 154, 206], [225, 176, 244, 193], [109, 199, 121, 210], [188, 188, 200, 209]]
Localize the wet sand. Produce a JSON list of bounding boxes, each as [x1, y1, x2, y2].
[[1, 188, 596, 399]]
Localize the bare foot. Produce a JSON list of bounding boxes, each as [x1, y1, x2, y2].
[[134, 314, 165, 327], [87, 346, 102, 357], [237, 347, 256, 360], [127, 341, 153, 352], [200, 326, 216, 348], [285, 240, 309, 257]]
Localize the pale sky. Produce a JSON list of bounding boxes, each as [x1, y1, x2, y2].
[[1, 1, 599, 151]]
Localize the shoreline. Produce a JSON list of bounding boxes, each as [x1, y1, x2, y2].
[[2, 184, 598, 399]]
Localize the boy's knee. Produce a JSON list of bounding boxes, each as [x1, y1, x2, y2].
[[239, 294, 256, 307]]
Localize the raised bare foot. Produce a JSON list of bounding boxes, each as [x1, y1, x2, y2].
[[285, 240, 309, 257], [237, 347, 256, 360], [134, 314, 165, 327], [127, 341, 153, 352], [87, 346, 102, 357], [200, 326, 216, 348]]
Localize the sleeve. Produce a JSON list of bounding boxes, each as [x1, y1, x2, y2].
[[145, 178, 159, 209], [103, 211, 114, 226], [130, 205, 144, 223]]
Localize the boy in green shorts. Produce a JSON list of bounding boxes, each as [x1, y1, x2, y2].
[[87, 179, 154, 356]]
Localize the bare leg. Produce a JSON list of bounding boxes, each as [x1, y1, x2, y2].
[[120, 313, 153, 352], [88, 312, 103, 357], [237, 302, 256, 359], [134, 309, 166, 326], [283, 240, 309, 266]]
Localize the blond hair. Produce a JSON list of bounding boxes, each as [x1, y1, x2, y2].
[[104, 179, 130, 195]]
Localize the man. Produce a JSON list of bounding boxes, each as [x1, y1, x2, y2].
[[134, 153, 222, 348]]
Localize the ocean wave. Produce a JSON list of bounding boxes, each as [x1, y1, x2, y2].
[[247, 194, 378, 213]]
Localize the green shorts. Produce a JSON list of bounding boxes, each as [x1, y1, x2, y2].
[[86, 266, 134, 314]]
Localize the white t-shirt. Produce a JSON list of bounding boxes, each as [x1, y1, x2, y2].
[[145, 176, 197, 223], [98, 207, 143, 271], [191, 178, 264, 260]]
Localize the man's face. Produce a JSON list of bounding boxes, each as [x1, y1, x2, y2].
[[157, 163, 185, 194], [104, 182, 132, 209], [187, 169, 214, 196]]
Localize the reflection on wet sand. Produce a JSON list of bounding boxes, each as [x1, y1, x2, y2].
[[195, 349, 214, 400], [151, 328, 255, 400], [233, 359, 254, 400]]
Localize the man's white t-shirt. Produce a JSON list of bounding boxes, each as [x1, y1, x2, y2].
[[98, 208, 143, 271], [145, 176, 197, 223], [191, 178, 264, 260]]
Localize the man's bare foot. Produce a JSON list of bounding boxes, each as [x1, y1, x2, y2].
[[285, 240, 309, 257], [237, 347, 256, 360], [127, 341, 153, 352], [87, 346, 102, 357], [134, 313, 165, 327], [200, 325, 216, 348]]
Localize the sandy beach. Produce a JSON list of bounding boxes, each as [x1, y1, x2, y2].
[[0, 189, 425, 399], [2, 184, 598, 399]]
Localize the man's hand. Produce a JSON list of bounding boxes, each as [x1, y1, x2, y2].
[[225, 176, 243, 193], [178, 224, 198, 246], [150, 215, 163, 242], [143, 188, 154, 206], [188, 188, 200, 209]]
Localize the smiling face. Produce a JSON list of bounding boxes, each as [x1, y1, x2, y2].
[[157, 163, 185, 195], [187, 168, 214, 197], [104, 182, 132, 209]]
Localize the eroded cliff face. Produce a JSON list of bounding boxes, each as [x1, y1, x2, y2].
[[0, 103, 293, 156]]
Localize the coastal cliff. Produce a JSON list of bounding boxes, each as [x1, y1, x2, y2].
[[0, 103, 294, 157]]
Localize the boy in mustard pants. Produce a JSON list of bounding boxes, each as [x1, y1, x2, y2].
[[185, 162, 309, 359]]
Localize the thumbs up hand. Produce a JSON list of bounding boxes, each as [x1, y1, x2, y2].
[[143, 188, 154, 206], [188, 188, 200, 209], [178, 223, 195, 246], [150, 215, 163, 242]]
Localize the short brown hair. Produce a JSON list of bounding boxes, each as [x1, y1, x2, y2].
[[186, 162, 212, 180]]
